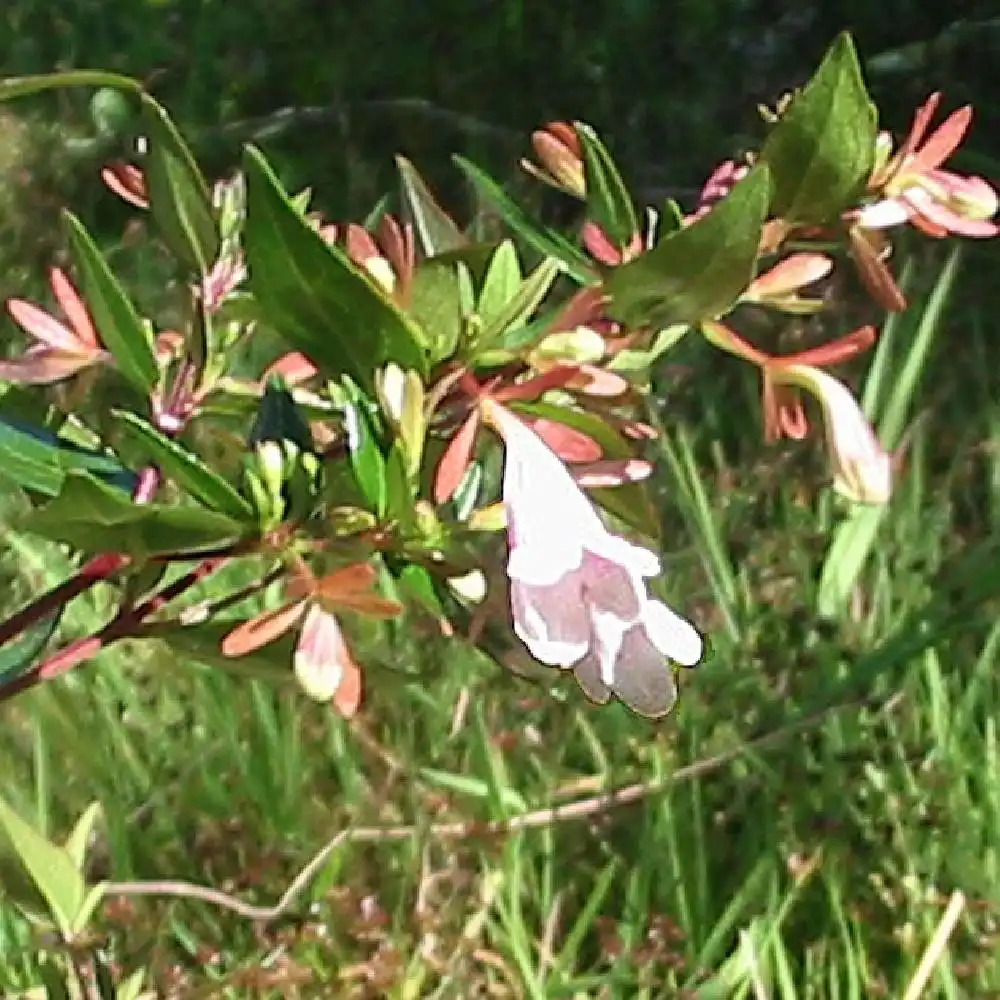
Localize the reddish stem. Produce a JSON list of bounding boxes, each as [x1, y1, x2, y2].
[[0, 553, 129, 648], [0, 556, 231, 705]]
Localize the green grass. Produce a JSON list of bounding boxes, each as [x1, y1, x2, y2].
[[3, 241, 1000, 997]]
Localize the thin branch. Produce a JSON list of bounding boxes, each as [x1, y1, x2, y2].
[[0, 553, 129, 648], [104, 690, 897, 924]]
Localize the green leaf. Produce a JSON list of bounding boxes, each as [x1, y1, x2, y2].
[[23, 470, 244, 559], [140, 93, 220, 274], [145, 620, 296, 685], [63, 803, 102, 872], [760, 32, 877, 224], [409, 259, 465, 363], [62, 211, 158, 394], [607, 324, 690, 372], [606, 164, 771, 328], [396, 155, 467, 257], [114, 410, 253, 521], [0, 70, 142, 102], [452, 155, 597, 285], [477, 257, 561, 353], [243, 146, 427, 392], [0, 415, 135, 496], [477, 240, 522, 325], [342, 379, 388, 516], [0, 611, 60, 684], [0, 792, 86, 939], [575, 122, 638, 246]]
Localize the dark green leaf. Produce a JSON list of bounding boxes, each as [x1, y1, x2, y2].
[[23, 471, 244, 559], [0, 70, 141, 102], [243, 146, 427, 392], [606, 165, 771, 328], [62, 211, 158, 393], [452, 156, 597, 285], [409, 259, 465, 363], [141, 93, 220, 274], [248, 379, 315, 452], [0, 611, 60, 684], [575, 122, 638, 246], [342, 379, 387, 516], [396, 156, 467, 256], [0, 414, 135, 496], [114, 410, 253, 521], [760, 32, 877, 224]]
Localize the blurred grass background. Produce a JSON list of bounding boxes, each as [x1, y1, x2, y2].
[[3, 2, 1000, 997]]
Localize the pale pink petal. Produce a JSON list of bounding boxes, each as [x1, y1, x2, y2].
[[643, 599, 704, 667], [909, 104, 971, 174], [854, 198, 911, 230], [294, 603, 352, 702], [571, 458, 652, 488], [0, 348, 97, 384], [747, 253, 833, 299], [49, 268, 101, 349], [6, 298, 83, 351], [510, 573, 592, 667]]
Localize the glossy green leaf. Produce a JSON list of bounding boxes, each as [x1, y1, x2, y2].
[[342, 379, 388, 516], [62, 211, 158, 393], [396, 155, 467, 257], [0, 70, 141, 102], [141, 93, 220, 274], [0, 415, 135, 496], [760, 32, 877, 224], [575, 122, 638, 246], [606, 165, 771, 329], [114, 410, 253, 520], [0, 792, 86, 939], [453, 155, 597, 285], [243, 146, 427, 392], [23, 470, 244, 559], [409, 259, 465, 362]]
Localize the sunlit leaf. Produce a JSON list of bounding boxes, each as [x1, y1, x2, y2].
[[141, 93, 220, 274], [0, 792, 86, 939], [23, 470, 244, 559], [62, 211, 158, 393], [575, 121, 638, 246], [606, 165, 771, 328], [243, 146, 427, 392], [760, 32, 877, 224], [114, 410, 253, 521]]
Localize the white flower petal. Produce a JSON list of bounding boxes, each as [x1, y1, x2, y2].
[[510, 578, 591, 667], [643, 599, 704, 667]]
